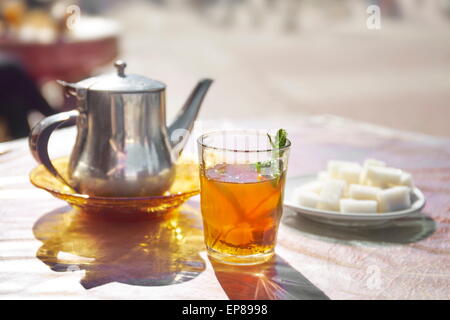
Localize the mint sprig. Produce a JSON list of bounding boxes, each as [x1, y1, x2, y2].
[[255, 129, 288, 177]]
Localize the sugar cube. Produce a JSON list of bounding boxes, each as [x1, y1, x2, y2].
[[359, 167, 371, 185], [360, 159, 387, 185], [317, 179, 347, 211], [298, 181, 324, 194], [349, 184, 381, 201], [340, 199, 378, 214], [399, 172, 414, 188], [318, 171, 331, 181], [327, 160, 360, 179], [295, 190, 320, 209], [363, 158, 386, 168], [337, 165, 362, 185], [364, 166, 402, 188], [377, 186, 411, 212]]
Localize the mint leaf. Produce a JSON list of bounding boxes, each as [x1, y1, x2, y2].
[[256, 129, 288, 181], [255, 160, 272, 173], [275, 129, 287, 149], [267, 133, 275, 148], [255, 161, 262, 173]]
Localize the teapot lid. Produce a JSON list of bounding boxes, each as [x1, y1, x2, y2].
[[75, 61, 166, 93]]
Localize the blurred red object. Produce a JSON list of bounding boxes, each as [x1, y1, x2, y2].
[[0, 17, 120, 84]]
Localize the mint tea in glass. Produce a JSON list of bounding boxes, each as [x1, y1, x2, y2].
[[198, 130, 290, 265]]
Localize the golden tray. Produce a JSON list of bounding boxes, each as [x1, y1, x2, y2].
[[30, 157, 200, 219]]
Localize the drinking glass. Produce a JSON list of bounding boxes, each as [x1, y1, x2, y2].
[[197, 130, 291, 265]]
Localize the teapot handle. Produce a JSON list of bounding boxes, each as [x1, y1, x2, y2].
[[29, 110, 79, 191]]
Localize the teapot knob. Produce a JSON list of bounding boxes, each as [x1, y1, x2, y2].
[[114, 60, 127, 77]]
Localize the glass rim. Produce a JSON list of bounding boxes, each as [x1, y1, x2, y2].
[[197, 130, 291, 153]]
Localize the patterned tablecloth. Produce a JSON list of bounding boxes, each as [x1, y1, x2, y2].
[[0, 116, 449, 299]]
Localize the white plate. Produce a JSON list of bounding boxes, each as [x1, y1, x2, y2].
[[284, 175, 426, 227]]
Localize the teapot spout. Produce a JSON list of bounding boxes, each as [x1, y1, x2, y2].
[[168, 78, 213, 158]]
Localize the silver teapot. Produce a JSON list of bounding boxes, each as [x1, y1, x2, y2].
[[29, 60, 213, 197]]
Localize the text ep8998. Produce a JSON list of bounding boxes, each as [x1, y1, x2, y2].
[[182, 304, 268, 318]]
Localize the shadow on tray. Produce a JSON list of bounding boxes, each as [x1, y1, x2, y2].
[[282, 208, 436, 245], [210, 255, 329, 300], [32, 205, 206, 289]]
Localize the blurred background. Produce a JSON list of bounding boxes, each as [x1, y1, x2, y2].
[[0, 0, 449, 142]]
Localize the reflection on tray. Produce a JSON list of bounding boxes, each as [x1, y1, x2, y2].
[[32, 205, 205, 289]]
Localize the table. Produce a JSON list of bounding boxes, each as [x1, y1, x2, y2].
[[0, 116, 449, 299]]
